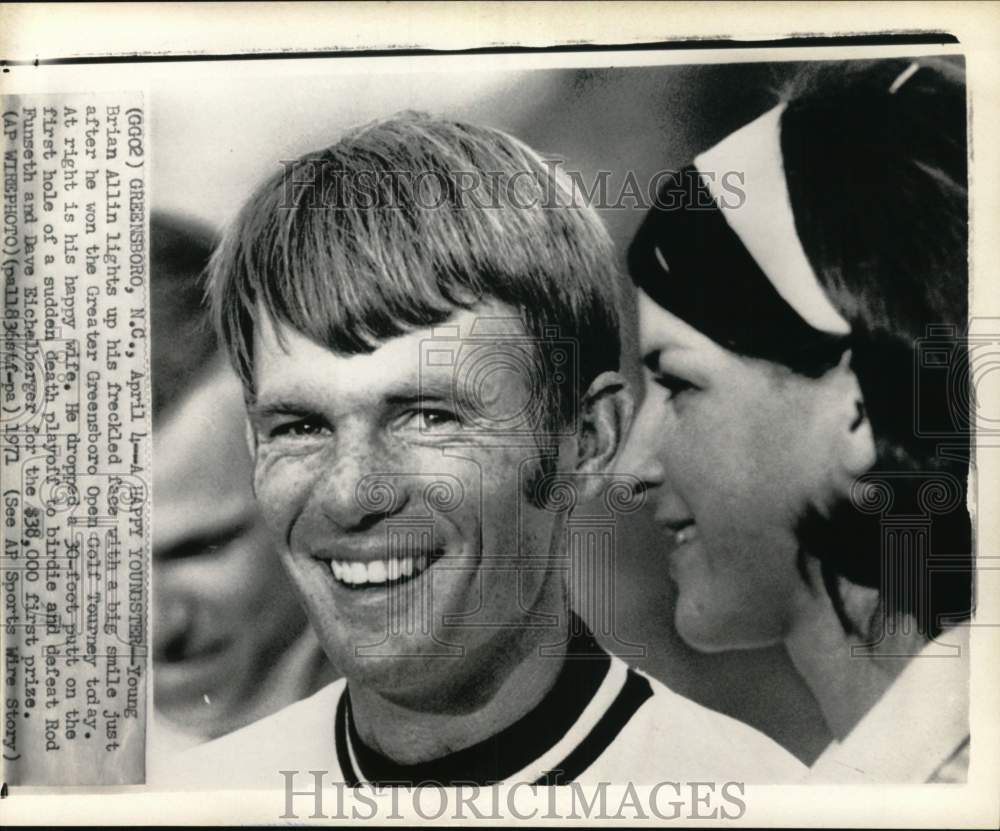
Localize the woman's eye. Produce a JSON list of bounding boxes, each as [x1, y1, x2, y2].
[[653, 373, 695, 401]]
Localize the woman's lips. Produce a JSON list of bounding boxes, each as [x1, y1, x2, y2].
[[659, 519, 699, 582], [657, 517, 698, 547]]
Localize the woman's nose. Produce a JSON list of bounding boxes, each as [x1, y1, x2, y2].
[[616, 398, 668, 496]]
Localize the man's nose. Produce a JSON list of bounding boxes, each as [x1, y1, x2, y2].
[[616, 398, 668, 497], [312, 431, 410, 532]]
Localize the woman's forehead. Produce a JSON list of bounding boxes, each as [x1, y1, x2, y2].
[[636, 289, 721, 359]]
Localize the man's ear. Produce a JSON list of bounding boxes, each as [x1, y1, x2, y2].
[[244, 418, 261, 497], [830, 350, 876, 482], [244, 418, 257, 458], [574, 370, 634, 481]]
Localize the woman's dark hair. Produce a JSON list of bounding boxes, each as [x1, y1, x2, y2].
[[780, 58, 972, 639]]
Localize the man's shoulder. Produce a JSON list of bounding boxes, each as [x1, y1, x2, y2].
[[153, 679, 346, 788], [585, 660, 806, 784]]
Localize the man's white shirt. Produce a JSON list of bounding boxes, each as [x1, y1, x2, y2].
[[159, 625, 805, 788]]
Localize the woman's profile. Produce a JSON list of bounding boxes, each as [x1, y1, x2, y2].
[[619, 58, 972, 782]]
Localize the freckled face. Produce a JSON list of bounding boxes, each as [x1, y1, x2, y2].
[[617, 290, 838, 652], [248, 302, 568, 700]]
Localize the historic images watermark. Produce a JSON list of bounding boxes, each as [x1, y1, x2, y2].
[[278, 771, 748, 821], [277, 159, 747, 213], [914, 318, 1000, 443]]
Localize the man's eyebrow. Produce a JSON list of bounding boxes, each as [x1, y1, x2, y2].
[[249, 384, 460, 419], [246, 398, 316, 420], [384, 375, 455, 404]]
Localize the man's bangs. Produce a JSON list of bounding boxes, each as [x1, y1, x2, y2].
[[215, 172, 493, 393], [211, 112, 622, 408], [271, 192, 479, 349]]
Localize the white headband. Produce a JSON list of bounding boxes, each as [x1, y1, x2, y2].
[[693, 103, 851, 336]]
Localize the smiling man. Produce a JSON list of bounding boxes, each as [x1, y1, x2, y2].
[[167, 113, 804, 787]]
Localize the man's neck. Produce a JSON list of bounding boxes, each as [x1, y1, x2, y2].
[[348, 611, 572, 766]]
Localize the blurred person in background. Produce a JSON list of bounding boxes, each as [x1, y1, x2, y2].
[[149, 212, 335, 766], [620, 58, 972, 782]]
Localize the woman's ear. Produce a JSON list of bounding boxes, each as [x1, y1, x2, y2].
[[831, 350, 877, 480]]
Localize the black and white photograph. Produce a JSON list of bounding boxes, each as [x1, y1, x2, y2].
[[1, 2, 998, 826]]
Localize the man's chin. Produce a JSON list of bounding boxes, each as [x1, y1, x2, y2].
[[328, 629, 476, 701]]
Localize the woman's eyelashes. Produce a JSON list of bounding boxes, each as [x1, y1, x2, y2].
[[642, 350, 696, 402], [651, 370, 696, 402]]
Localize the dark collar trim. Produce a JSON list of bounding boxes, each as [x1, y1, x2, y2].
[[534, 668, 653, 785], [334, 689, 361, 787], [334, 615, 612, 787]]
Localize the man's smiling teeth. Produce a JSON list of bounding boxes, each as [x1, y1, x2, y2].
[[330, 554, 432, 586]]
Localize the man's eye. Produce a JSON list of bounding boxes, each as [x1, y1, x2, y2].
[[653, 373, 695, 401], [406, 408, 460, 432], [270, 418, 327, 439]]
